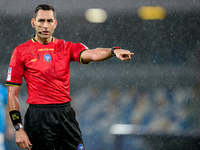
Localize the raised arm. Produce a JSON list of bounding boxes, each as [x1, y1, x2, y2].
[[7, 86, 32, 150], [81, 47, 134, 63]]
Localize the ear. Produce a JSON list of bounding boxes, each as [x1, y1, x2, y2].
[[54, 19, 58, 29], [31, 18, 35, 28]]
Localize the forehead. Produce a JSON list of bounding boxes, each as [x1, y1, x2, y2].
[[35, 10, 55, 20]]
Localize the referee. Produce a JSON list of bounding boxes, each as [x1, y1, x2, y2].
[[6, 4, 134, 150]]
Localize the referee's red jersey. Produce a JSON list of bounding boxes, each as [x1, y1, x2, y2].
[[6, 37, 88, 104]]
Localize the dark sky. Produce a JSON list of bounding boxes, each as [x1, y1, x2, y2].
[[1, 0, 200, 17]]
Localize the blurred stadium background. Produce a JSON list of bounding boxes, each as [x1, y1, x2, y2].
[[1, 0, 200, 149]]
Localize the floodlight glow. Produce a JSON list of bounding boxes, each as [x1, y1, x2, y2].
[[85, 8, 107, 23], [138, 6, 166, 20]]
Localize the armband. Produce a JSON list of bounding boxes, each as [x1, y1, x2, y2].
[[9, 110, 22, 126], [111, 47, 120, 56]]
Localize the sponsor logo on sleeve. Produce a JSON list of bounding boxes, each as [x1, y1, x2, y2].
[[6, 67, 12, 81]]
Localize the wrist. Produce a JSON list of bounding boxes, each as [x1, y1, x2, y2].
[[9, 110, 22, 126], [111, 47, 120, 56]]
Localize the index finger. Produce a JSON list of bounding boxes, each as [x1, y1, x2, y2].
[[26, 145, 31, 150], [28, 143, 33, 150], [25, 141, 32, 150], [125, 52, 134, 55], [124, 50, 134, 55]]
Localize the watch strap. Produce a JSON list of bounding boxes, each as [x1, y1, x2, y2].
[[111, 47, 120, 56]]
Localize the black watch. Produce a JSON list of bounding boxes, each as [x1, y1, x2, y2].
[[14, 124, 23, 131], [111, 47, 120, 56]]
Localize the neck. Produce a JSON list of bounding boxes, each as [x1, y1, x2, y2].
[[35, 35, 52, 45]]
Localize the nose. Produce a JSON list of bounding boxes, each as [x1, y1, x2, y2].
[[43, 21, 49, 28]]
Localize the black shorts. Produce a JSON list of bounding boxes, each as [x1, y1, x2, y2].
[[24, 102, 85, 150]]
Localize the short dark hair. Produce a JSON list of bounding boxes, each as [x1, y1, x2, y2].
[[34, 4, 56, 19]]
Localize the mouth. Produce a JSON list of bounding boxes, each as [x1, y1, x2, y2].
[[42, 31, 49, 35]]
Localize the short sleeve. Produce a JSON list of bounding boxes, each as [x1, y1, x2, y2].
[[5, 47, 24, 86], [70, 43, 88, 63]]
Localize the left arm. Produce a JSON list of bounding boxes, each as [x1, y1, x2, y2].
[[81, 47, 134, 63]]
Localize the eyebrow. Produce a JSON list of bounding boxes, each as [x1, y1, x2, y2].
[[38, 18, 54, 22]]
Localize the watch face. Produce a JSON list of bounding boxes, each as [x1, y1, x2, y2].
[[14, 125, 20, 131]]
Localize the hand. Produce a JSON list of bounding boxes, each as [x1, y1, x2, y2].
[[114, 49, 134, 61], [15, 128, 32, 150]]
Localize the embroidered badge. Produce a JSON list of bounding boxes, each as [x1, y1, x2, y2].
[[44, 54, 52, 62], [77, 144, 84, 150]]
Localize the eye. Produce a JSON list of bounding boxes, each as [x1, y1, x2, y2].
[[38, 19, 45, 22], [48, 19, 54, 23]]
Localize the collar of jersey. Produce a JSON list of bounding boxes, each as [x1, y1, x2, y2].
[[32, 35, 55, 45]]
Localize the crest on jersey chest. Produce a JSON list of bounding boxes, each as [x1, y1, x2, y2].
[[44, 54, 52, 62]]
